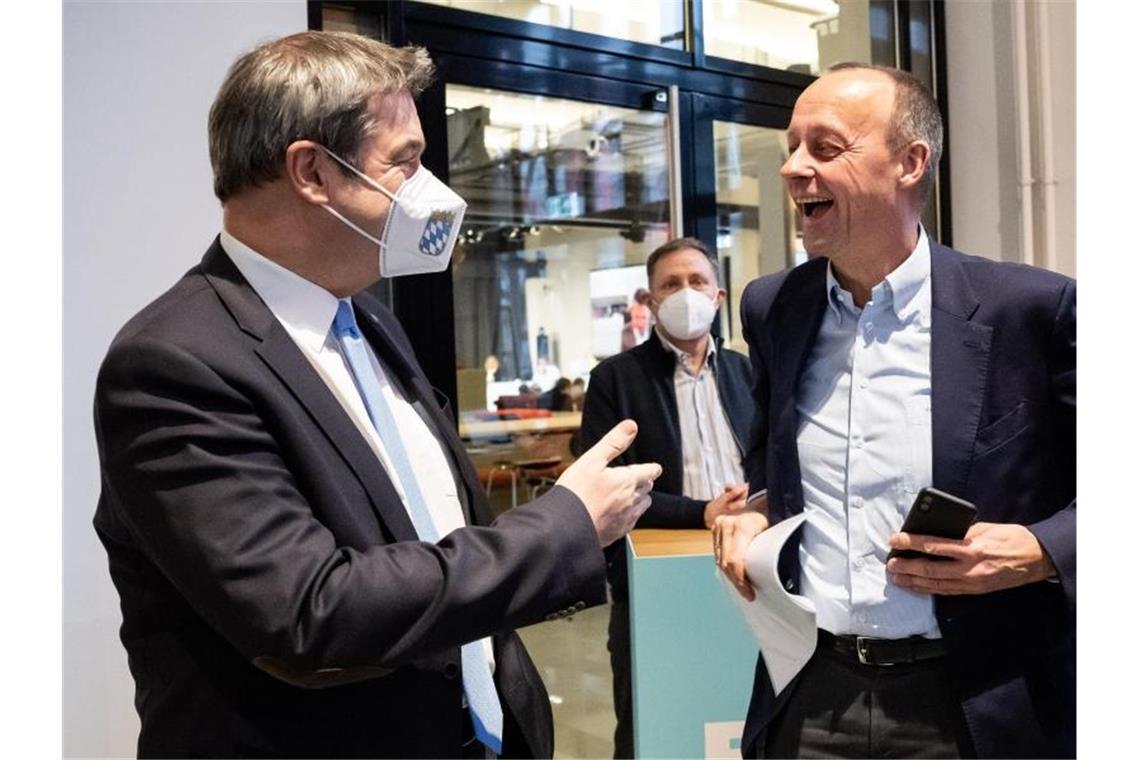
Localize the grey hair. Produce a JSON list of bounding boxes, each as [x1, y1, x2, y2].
[[208, 31, 435, 202], [827, 62, 944, 203]]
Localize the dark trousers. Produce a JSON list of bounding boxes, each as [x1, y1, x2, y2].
[[763, 645, 975, 759], [608, 600, 634, 759]]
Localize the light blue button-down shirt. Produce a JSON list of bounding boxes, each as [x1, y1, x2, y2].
[[796, 229, 939, 639]]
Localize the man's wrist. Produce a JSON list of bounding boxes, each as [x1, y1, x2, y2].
[[703, 499, 719, 530]]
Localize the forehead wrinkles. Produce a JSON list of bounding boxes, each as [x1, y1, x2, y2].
[[791, 75, 894, 142]]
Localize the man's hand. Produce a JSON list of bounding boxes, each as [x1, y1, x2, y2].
[[703, 483, 750, 529], [556, 420, 662, 547], [887, 521, 1057, 595], [712, 508, 770, 602]]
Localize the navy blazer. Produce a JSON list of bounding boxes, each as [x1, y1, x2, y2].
[[738, 242, 1076, 758], [579, 330, 755, 602], [93, 239, 607, 758]]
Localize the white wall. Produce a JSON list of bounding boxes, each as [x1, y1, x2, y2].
[[63, 2, 305, 756], [944, 0, 1075, 277]]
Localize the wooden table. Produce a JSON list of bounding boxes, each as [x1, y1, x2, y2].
[[628, 528, 713, 558], [458, 411, 581, 439]]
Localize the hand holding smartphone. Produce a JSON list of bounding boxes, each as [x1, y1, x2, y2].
[[887, 487, 977, 562]]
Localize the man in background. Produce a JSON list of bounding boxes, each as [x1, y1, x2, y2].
[[581, 237, 757, 757], [93, 31, 660, 759], [716, 64, 1074, 758], [620, 300, 651, 352]]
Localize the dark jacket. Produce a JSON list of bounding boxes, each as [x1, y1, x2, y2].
[[579, 329, 755, 601], [738, 243, 1076, 758], [93, 238, 606, 758]]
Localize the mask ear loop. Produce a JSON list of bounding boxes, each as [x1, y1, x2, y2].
[[319, 145, 400, 201], [320, 204, 384, 247], [318, 145, 402, 250]]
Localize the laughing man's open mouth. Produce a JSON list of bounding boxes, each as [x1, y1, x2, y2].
[[798, 196, 835, 219]]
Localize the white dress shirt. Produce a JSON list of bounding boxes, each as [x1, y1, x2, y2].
[[656, 328, 745, 501], [795, 229, 939, 639], [219, 231, 494, 664]]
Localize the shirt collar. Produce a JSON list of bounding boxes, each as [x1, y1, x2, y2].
[[883, 226, 931, 322], [219, 229, 341, 353], [655, 326, 716, 369], [824, 225, 931, 323]]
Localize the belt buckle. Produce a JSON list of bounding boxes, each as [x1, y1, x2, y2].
[[855, 636, 895, 666]]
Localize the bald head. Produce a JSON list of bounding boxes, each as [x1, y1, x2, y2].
[[824, 63, 943, 201]]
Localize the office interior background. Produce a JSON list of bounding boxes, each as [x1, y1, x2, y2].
[[63, 1, 1075, 756]]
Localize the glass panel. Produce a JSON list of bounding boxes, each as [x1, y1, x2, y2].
[[703, 0, 893, 74], [418, 0, 687, 49], [447, 84, 670, 512], [713, 121, 798, 353], [446, 84, 670, 758], [904, 0, 942, 240], [321, 2, 384, 37]]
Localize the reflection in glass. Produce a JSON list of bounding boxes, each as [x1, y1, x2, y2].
[[418, 0, 686, 49], [447, 85, 670, 517], [713, 121, 797, 353], [703, 0, 895, 74]]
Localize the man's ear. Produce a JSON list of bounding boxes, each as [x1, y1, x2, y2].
[[285, 140, 334, 206], [898, 140, 932, 192]]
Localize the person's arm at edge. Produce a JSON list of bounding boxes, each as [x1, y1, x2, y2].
[[1023, 278, 1076, 611]]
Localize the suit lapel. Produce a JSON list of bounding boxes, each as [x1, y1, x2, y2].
[[929, 243, 992, 498], [768, 258, 829, 515], [201, 242, 420, 542]]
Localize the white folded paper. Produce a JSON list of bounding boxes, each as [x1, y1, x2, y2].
[[721, 513, 816, 695]]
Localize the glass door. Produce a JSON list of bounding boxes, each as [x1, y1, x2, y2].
[[711, 120, 799, 354], [445, 85, 673, 507], [441, 83, 677, 760]]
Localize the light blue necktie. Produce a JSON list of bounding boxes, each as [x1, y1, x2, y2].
[[332, 300, 504, 755]]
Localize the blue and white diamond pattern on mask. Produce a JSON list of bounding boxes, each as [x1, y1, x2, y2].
[[418, 209, 457, 256]]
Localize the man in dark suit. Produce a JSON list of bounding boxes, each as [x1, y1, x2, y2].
[[93, 31, 660, 759], [581, 238, 757, 758], [716, 64, 1074, 758]]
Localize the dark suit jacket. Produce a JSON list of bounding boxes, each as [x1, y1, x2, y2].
[[738, 243, 1076, 758], [93, 239, 607, 759], [579, 330, 754, 602]]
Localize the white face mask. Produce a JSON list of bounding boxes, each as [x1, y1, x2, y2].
[[320, 146, 467, 277], [655, 287, 719, 341]]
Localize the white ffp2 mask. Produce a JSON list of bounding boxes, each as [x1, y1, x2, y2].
[[320, 146, 467, 277], [656, 287, 719, 341]]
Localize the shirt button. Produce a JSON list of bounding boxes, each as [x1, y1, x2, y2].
[[852, 497, 864, 509], [864, 322, 874, 332], [853, 557, 865, 569], [859, 379, 869, 390], [854, 439, 865, 449]]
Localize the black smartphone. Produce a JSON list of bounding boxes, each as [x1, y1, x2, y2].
[[886, 487, 977, 562]]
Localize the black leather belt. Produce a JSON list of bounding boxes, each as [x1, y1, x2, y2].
[[818, 629, 947, 667]]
